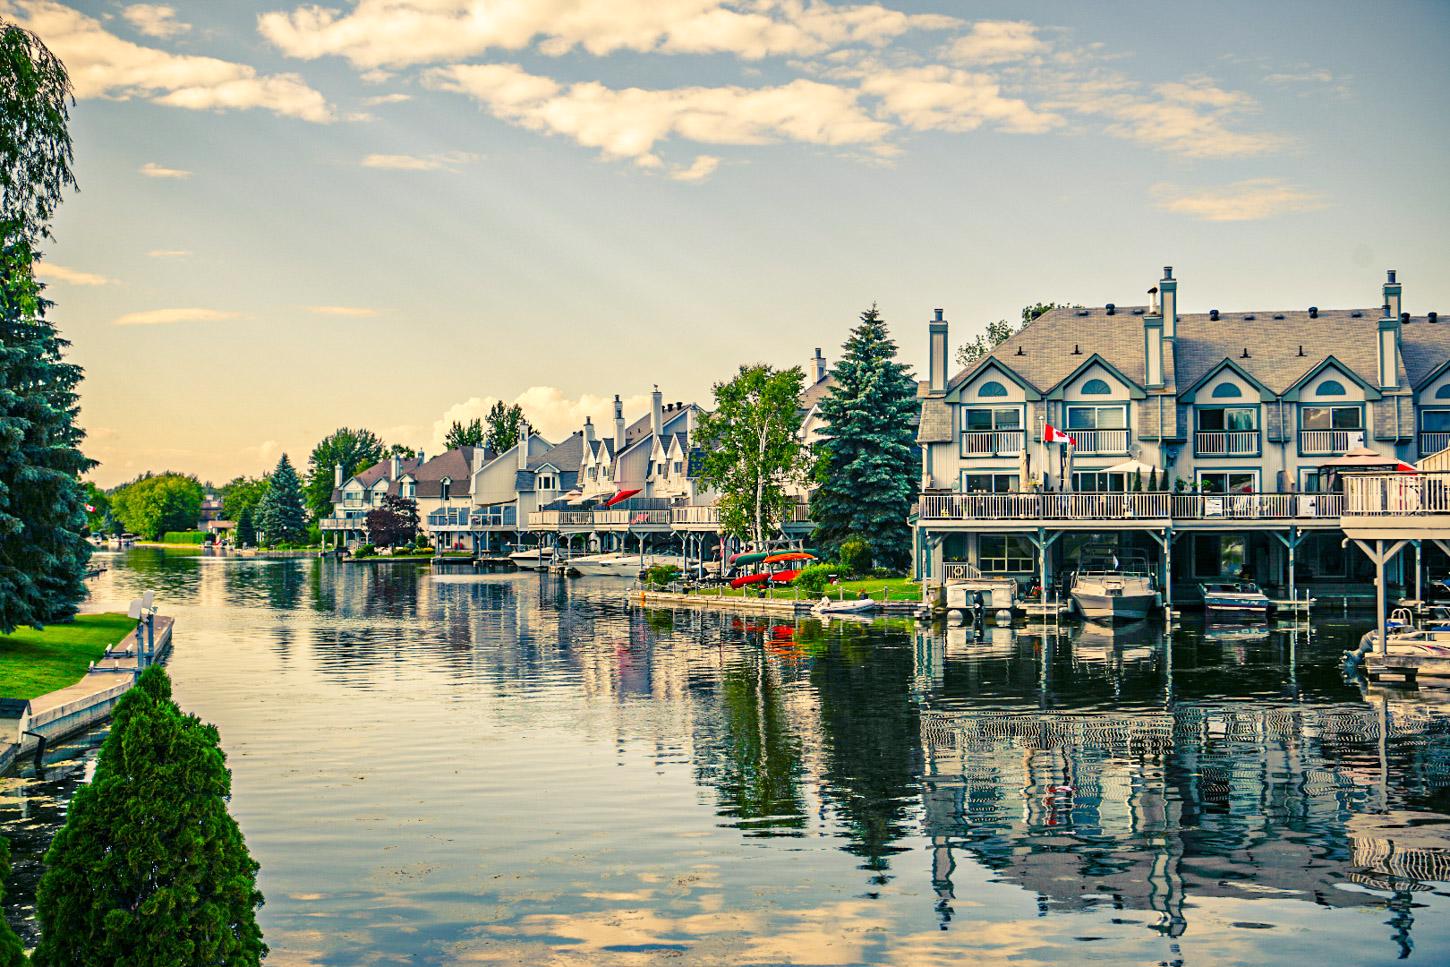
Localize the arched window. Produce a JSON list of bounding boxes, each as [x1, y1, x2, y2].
[[1315, 379, 1346, 397], [1436, 384, 1450, 400], [1210, 382, 1242, 399], [977, 380, 1009, 398], [1081, 378, 1112, 396]]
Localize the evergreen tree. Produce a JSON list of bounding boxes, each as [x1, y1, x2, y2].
[[811, 305, 919, 569], [234, 504, 256, 547], [0, 837, 28, 967], [303, 427, 382, 520], [257, 454, 306, 545], [0, 22, 93, 634], [33, 667, 266, 965]]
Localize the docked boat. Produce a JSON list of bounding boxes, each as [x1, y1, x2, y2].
[[568, 552, 638, 575], [508, 547, 551, 571], [1069, 548, 1156, 622], [1199, 581, 1270, 617], [813, 596, 878, 616]]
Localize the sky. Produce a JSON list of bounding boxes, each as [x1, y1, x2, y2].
[[6, 0, 1450, 487]]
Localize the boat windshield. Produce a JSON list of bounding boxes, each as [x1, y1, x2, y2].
[[1076, 547, 1152, 576]]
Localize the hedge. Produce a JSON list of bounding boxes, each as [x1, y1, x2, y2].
[[160, 531, 207, 545]]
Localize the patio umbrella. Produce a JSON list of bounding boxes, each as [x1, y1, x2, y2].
[[1017, 445, 1031, 490], [1061, 442, 1074, 493], [1102, 458, 1157, 476], [1318, 446, 1417, 473]]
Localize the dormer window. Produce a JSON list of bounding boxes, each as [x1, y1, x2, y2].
[[439, 477, 450, 501]]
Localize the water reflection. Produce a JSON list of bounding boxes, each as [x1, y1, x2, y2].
[[0, 549, 1446, 965]]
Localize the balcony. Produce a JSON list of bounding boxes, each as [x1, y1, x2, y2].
[[1420, 431, 1450, 458], [527, 510, 595, 530], [672, 505, 722, 526], [1070, 429, 1130, 455], [1194, 430, 1261, 457], [595, 508, 672, 530], [320, 517, 365, 530], [960, 430, 1025, 456], [918, 492, 1345, 525], [1299, 429, 1357, 455]]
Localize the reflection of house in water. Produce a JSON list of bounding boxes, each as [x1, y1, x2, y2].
[[917, 694, 1450, 948]]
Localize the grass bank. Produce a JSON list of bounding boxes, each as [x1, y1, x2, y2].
[[686, 577, 922, 602], [0, 613, 136, 700]]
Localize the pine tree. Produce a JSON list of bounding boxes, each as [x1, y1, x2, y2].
[[234, 504, 256, 547], [810, 305, 919, 570], [257, 454, 306, 545], [33, 667, 266, 965], [0, 23, 92, 634], [0, 837, 28, 967]]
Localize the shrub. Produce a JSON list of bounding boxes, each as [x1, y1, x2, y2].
[[160, 531, 206, 545], [793, 562, 841, 595], [839, 536, 872, 576], [645, 564, 680, 587], [353, 544, 376, 558]]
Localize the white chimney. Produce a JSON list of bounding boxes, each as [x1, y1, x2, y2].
[[651, 385, 663, 438], [1379, 304, 1402, 390], [928, 308, 948, 393], [517, 423, 529, 470], [613, 394, 626, 451], [1160, 266, 1177, 339], [1384, 269, 1402, 321], [584, 416, 597, 445], [390, 455, 402, 479], [334, 463, 343, 488], [1144, 315, 1164, 388], [812, 348, 826, 384]]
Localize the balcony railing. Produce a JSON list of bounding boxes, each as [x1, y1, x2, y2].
[[1194, 430, 1261, 456], [1299, 429, 1357, 455], [960, 429, 1025, 456], [595, 509, 672, 528], [918, 492, 1345, 522], [527, 510, 596, 529], [672, 505, 722, 525], [1070, 429, 1130, 455], [1346, 472, 1450, 516], [320, 517, 366, 530], [1420, 431, 1450, 458]]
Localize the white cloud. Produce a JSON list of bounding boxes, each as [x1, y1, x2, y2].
[[426, 63, 891, 167], [428, 387, 651, 454], [1151, 178, 1326, 222], [147, 248, 191, 257], [306, 305, 379, 316], [259, 0, 958, 68], [114, 307, 240, 326], [9, 0, 333, 122], [139, 161, 192, 178], [947, 20, 1045, 65], [37, 263, 115, 285], [121, 4, 190, 39], [860, 66, 1061, 134], [360, 151, 480, 171], [669, 154, 720, 182], [363, 92, 411, 105], [1265, 68, 1333, 84]]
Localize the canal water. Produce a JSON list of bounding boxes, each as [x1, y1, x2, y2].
[[3, 549, 1450, 965]]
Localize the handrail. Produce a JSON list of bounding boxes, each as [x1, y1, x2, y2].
[[919, 491, 1347, 521], [1345, 472, 1450, 516], [1194, 430, 1260, 456]]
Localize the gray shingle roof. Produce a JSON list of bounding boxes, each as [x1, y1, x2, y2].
[[918, 398, 951, 443], [411, 447, 485, 498]]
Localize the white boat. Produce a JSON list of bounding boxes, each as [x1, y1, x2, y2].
[[508, 548, 551, 571], [813, 596, 879, 616], [567, 552, 640, 576], [1069, 548, 1156, 622], [1199, 581, 1270, 617]]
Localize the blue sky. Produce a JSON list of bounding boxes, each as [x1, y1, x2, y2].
[[7, 0, 1449, 486]]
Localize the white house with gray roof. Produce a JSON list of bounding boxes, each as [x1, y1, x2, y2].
[[915, 267, 1450, 605]]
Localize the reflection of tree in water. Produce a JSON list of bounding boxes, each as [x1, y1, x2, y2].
[[812, 626, 921, 882], [264, 560, 304, 611]]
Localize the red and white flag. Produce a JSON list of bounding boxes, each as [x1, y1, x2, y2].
[[85, 504, 96, 513], [1044, 424, 1075, 446]]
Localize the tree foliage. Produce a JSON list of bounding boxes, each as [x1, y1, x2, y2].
[[444, 418, 485, 450], [365, 493, 418, 548], [33, 666, 266, 966], [0, 837, 27, 967], [695, 365, 807, 545], [954, 302, 1074, 369], [110, 472, 203, 541], [257, 454, 306, 545], [234, 504, 256, 547], [485, 401, 525, 455], [218, 474, 269, 524], [0, 20, 91, 634], [382, 443, 416, 460], [304, 427, 383, 520], [810, 305, 919, 569], [82, 480, 116, 535]]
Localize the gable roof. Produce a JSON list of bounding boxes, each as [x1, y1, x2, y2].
[[411, 447, 488, 498], [1178, 357, 1277, 403], [333, 454, 424, 502], [1281, 354, 1381, 401], [1044, 352, 1146, 400], [948, 355, 1042, 400], [946, 307, 1157, 395], [1405, 323, 1450, 389]]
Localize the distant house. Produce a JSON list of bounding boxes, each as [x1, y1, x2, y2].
[[321, 453, 424, 547]]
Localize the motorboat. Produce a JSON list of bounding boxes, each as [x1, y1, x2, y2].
[[1199, 581, 1270, 617], [508, 547, 551, 571], [813, 596, 878, 616], [567, 552, 639, 576], [1069, 547, 1156, 622]]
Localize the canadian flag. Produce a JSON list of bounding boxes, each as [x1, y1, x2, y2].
[[1044, 424, 1075, 446], [85, 504, 96, 514]]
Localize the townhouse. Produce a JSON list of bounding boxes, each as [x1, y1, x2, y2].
[[915, 267, 1450, 602]]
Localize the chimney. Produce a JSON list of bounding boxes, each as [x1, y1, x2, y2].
[[812, 347, 826, 384], [517, 423, 530, 470], [1384, 269, 1402, 320], [613, 394, 625, 451], [584, 415, 596, 445], [334, 463, 343, 488], [390, 454, 402, 479], [417, 449, 425, 465], [928, 308, 948, 394], [1159, 266, 1177, 338], [651, 385, 663, 438], [1144, 302, 1164, 389], [1379, 303, 1402, 390]]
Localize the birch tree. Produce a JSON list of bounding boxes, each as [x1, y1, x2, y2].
[[695, 365, 807, 546]]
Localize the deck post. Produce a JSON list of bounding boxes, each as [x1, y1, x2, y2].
[[1164, 528, 1173, 616], [1376, 539, 1388, 657], [1037, 527, 1047, 603], [1415, 539, 1423, 604], [1288, 526, 1297, 607]]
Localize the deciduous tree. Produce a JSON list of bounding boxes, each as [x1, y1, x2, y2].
[[695, 365, 807, 546], [109, 472, 203, 540], [444, 418, 485, 450], [304, 427, 383, 520], [955, 302, 1073, 369], [365, 493, 418, 548], [219, 474, 269, 524], [485, 401, 525, 454], [33, 667, 266, 966]]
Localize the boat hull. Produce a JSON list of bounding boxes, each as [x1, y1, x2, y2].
[[1071, 591, 1155, 622]]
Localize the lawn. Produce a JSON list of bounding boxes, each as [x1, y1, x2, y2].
[[0, 613, 136, 700], [692, 577, 922, 602]]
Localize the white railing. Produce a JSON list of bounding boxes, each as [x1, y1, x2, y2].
[[1071, 429, 1130, 455], [1346, 472, 1450, 516], [672, 505, 722, 525], [960, 430, 1024, 455], [527, 510, 596, 529], [1194, 430, 1260, 456], [1420, 431, 1450, 457], [1299, 429, 1354, 455], [919, 492, 1346, 522], [320, 518, 364, 530], [595, 509, 672, 528], [942, 561, 982, 581]]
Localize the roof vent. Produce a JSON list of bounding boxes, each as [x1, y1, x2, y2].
[[1401, 311, 1411, 324], [1209, 308, 1220, 321], [1241, 347, 1251, 359], [1298, 345, 1305, 357], [1072, 344, 1082, 355], [1273, 313, 1285, 320], [933, 308, 943, 322], [1388, 269, 1397, 284], [1105, 303, 1116, 315], [1351, 311, 1363, 318], [1076, 309, 1089, 317], [1163, 266, 1174, 280], [1430, 311, 1440, 324], [1015, 345, 1025, 356], [1308, 306, 1319, 318], [1133, 308, 1144, 315], [1244, 314, 1255, 321]]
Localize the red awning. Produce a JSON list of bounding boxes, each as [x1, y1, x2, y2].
[[604, 488, 641, 507]]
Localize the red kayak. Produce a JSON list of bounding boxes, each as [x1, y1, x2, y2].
[[768, 569, 801, 584], [730, 572, 770, 589]]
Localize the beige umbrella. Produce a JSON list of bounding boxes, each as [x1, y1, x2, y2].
[[1061, 442, 1074, 493], [1017, 445, 1031, 491]]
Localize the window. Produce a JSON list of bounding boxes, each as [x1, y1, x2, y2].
[[1080, 378, 1112, 395], [1197, 406, 1257, 431], [1073, 471, 1127, 492], [674, 461, 684, 474], [1301, 405, 1362, 430], [963, 406, 1022, 431], [1198, 471, 1256, 494], [1300, 533, 1347, 579], [1424, 411, 1450, 432], [960, 472, 1019, 493], [977, 380, 1009, 398], [1437, 384, 1450, 400], [980, 535, 1033, 573], [1210, 382, 1243, 399], [1314, 379, 1347, 397], [1066, 404, 1127, 430], [439, 479, 450, 501], [1298, 469, 1325, 493]]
